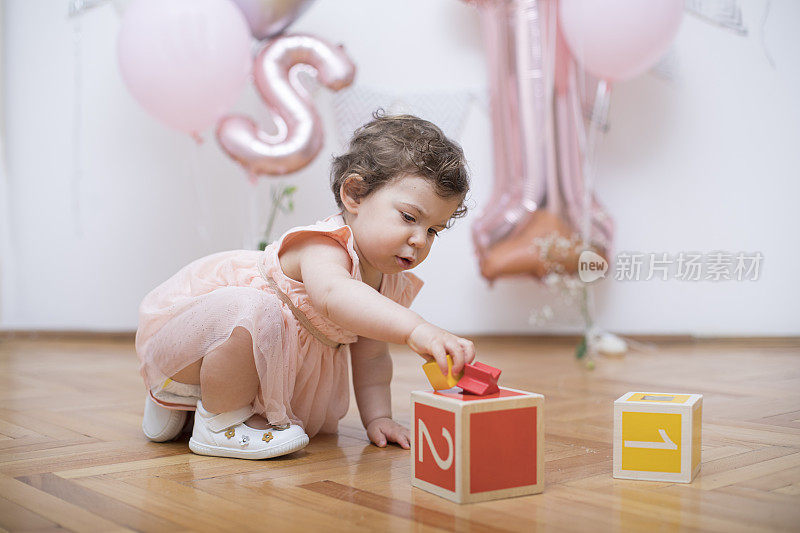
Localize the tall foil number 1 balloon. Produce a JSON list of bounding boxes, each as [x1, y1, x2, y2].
[[216, 34, 356, 181]]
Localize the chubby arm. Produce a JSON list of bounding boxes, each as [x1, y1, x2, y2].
[[299, 235, 425, 345], [350, 336, 392, 427], [350, 336, 410, 449], [298, 234, 476, 374]]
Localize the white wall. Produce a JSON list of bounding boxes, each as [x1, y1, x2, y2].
[[2, 0, 799, 336]]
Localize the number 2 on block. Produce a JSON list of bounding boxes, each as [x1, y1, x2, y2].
[[418, 420, 454, 470]]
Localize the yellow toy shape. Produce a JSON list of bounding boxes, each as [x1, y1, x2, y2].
[[422, 355, 463, 390]]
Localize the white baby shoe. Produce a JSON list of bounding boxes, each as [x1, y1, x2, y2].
[[142, 395, 188, 442], [141, 378, 200, 442], [188, 400, 309, 460]]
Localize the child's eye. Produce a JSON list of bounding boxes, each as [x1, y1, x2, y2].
[[401, 212, 416, 223], [428, 228, 439, 237]]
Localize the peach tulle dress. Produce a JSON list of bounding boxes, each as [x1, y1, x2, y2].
[[135, 214, 423, 437]]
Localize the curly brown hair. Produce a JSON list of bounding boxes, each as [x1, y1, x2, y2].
[[331, 111, 469, 227]]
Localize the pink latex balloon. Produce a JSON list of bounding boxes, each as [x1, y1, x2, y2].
[[559, 0, 683, 82], [216, 34, 356, 179], [231, 0, 316, 40], [117, 0, 251, 135]]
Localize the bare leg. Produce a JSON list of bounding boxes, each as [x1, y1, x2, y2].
[[171, 326, 269, 429]]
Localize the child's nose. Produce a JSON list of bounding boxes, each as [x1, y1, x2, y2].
[[408, 229, 426, 247]]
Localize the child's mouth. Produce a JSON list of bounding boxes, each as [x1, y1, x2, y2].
[[396, 256, 413, 269]]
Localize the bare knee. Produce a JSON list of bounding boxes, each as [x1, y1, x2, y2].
[[228, 326, 254, 356], [169, 328, 252, 385], [200, 327, 258, 413]]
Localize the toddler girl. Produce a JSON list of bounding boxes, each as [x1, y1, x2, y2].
[[135, 113, 476, 459]]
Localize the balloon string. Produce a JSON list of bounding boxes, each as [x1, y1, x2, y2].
[[71, 17, 83, 237], [246, 180, 259, 249], [578, 79, 610, 346], [242, 173, 269, 250], [760, 0, 776, 68], [190, 141, 210, 243], [580, 79, 610, 248]]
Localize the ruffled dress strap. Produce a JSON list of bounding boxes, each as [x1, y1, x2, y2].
[[261, 215, 361, 345], [258, 266, 343, 349]]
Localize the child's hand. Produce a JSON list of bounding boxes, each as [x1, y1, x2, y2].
[[366, 417, 410, 449], [407, 323, 476, 375]]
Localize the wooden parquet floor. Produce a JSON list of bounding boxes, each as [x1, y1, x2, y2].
[[1, 335, 799, 532]]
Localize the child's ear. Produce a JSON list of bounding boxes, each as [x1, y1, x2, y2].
[[340, 174, 366, 214]]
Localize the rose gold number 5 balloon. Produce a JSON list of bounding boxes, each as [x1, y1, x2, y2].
[[216, 34, 356, 180]]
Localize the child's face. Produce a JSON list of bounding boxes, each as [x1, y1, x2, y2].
[[344, 175, 462, 276]]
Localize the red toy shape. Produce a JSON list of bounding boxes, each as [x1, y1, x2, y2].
[[457, 362, 501, 396]]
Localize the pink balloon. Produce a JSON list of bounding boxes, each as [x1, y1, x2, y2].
[[216, 34, 356, 179], [117, 0, 252, 135], [559, 0, 683, 82]]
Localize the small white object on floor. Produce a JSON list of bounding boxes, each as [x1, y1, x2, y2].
[[596, 332, 628, 356]]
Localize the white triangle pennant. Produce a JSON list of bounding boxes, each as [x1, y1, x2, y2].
[[331, 85, 475, 146]]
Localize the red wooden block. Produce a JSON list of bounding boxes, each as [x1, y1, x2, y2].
[[411, 386, 544, 503], [457, 362, 501, 396]]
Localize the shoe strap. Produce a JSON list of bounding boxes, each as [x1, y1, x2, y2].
[[205, 405, 253, 433]]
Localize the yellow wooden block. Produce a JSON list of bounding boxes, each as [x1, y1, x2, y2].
[[422, 355, 462, 390], [613, 391, 703, 483]]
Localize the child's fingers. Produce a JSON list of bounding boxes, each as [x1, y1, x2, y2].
[[431, 342, 448, 374], [367, 424, 387, 447], [387, 425, 410, 449], [446, 339, 466, 374], [397, 430, 410, 449], [459, 338, 476, 364], [369, 421, 411, 450]]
